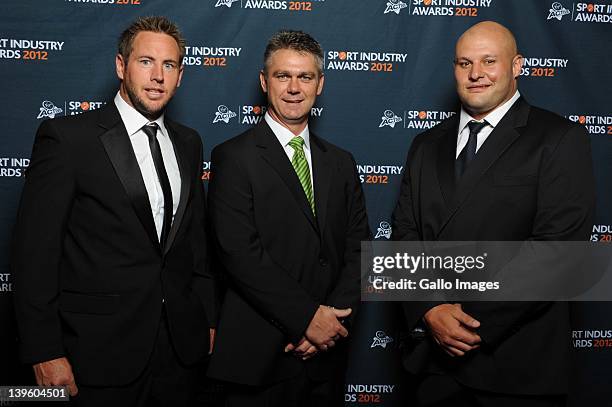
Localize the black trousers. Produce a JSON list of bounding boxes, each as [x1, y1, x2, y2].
[[69, 311, 204, 407], [414, 374, 566, 407], [225, 369, 344, 407]]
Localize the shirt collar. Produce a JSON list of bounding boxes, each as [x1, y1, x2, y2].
[[264, 111, 310, 152], [459, 90, 521, 132], [114, 91, 167, 137]]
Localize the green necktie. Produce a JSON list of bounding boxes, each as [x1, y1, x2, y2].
[[288, 136, 315, 215]]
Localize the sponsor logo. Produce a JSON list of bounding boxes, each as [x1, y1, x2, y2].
[[380, 110, 403, 128], [375, 221, 392, 239], [405, 109, 455, 129], [573, 329, 612, 348], [385, 0, 408, 14], [67, 100, 106, 115], [183, 46, 242, 68], [240, 105, 268, 125], [38, 100, 107, 119], [546, 2, 612, 23], [410, 0, 493, 17], [326, 51, 408, 72], [212, 105, 323, 125], [64, 0, 142, 5], [371, 330, 394, 348], [547, 2, 570, 20], [214, 0, 325, 12], [378, 109, 457, 130], [568, 114, 612, 135], [0, 38, 65, 61], [358, 164, 403, 185], [37, 101, 63, 119], [345, 384, 396, 404], [0, 273, 11, 292], [0, 157, 29, 178], [520, 57, 568, 78], [213, 105, 238, 124], [574, 2, 612, 23], [591, 224, 612, 242], [215, 0, 239, 7]]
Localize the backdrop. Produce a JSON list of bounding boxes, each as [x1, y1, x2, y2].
[[0, 0, 610, 405]]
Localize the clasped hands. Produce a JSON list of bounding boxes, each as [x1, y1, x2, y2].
[[423, 303, 481, 357], [285, 305, 351, 360]]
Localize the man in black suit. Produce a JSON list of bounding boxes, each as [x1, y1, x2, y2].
[[12, 16, 217, 406], [207, 30, 370, 406], [392, 21, 595, 406]]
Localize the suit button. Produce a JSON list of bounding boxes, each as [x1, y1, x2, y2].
[[319, 258, 328, 267]]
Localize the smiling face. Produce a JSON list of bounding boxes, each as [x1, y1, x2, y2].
[[116, 31, 183, 120], [260, 48, 324, 135], [454, 22, 522, 120]]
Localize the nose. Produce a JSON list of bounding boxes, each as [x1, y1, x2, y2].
[[287, 76, 300, 93], [469, 62, 483, 81], [151, 62, 164, 83]]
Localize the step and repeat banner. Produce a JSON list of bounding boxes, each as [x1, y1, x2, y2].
[[0, 0, 610, 405]]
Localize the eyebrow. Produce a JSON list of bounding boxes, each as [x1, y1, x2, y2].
[[137, 55, 180, 64], [273, 70, 316, 76], [454, 54, 498, 61]]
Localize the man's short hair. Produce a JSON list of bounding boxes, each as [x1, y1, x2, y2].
[[118, 16, 186, 64], [263, 30, 324, 75]]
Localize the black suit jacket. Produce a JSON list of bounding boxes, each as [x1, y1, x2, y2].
[[12, 103, 218, 386], [206, 121, 370, 386], [392, 98, 595, 395]]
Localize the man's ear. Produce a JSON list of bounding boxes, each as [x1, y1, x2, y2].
[[316, 73, 325, 96], [116, 54, 126, 81], [259, 70, 268, 93], [177, 65, 184, 88], [512, 54, 523, 79]]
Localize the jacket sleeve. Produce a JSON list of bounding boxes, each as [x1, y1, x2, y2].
[[11, 119, 75, 364], [392, 135, 444, 329], [326, 153, 371, 314]]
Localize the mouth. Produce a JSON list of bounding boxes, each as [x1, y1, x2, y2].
[[144, 88, 165, 99], [282, 98, 304, 104], [466, 84, 491, 93]]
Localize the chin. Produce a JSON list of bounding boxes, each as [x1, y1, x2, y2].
[[461, 104, 486, 116], [138, 105, 164, 120], [281, 113, 305, 121], [462, 98, 488, 110]]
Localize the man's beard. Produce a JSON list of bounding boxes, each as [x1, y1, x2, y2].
[[125, 83, 167, 121]]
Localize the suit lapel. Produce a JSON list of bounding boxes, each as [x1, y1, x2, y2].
[[256, 122, 318, 233], [97, 104, 160, 251], [163, 120, 191, 256], [436, 98, 531, 239], [310, 133, 331, 237]]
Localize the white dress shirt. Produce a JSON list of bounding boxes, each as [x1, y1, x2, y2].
[[114, 92, 181, 241], [456, 91, 521, 158], [265, 112, 315, 197]]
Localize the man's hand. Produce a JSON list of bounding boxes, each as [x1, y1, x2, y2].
[[304, 306, 351, 351], [423, 303, 481, 357], [209, 328, 216, 355], [33, 357, 78, 397], [284, 337, 318, 360]]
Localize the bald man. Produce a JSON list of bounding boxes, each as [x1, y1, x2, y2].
[[392, 21, 595, 406]]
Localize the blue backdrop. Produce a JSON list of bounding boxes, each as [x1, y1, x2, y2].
[[0, 1, 610, 405]]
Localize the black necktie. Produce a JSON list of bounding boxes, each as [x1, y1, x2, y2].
[[456, 120, 488, 180], [141, 123, 173, 249]]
